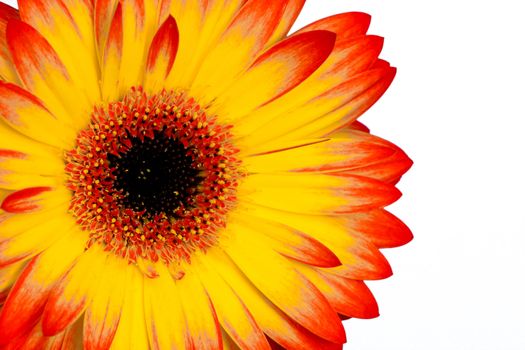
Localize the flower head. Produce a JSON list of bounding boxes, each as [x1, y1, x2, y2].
[[0, 0, 412, 349]]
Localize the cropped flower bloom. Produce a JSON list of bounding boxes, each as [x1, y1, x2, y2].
[[0, 0, 412, 349]]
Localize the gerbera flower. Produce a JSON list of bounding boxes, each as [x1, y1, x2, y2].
[[0, 0, 412, 348]]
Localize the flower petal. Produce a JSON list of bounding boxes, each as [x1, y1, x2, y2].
[[83, 253, 129, 350], [231, 17, 381, 139], [334, 153, 413, 184], [0, 217, 75, 270], [349, 120, 370, 133], [189, 0, 290, 100], [294, 12, 371, 40], [143, 264, 187, 350], [291, 67, 397, 140], [176, 269, 222, 350], [223, 220, 346, 344], [0, 148, 64, 186], [94, 0, 119, 53], [42, 247, 108, 336], [0, 260, 25, 303], [117, 0, 163, 93], [344, 209, 413, 248], [97, 0, 151, 95], [291, 259, 380, 319], [1, 187, 54, 214], [319, 129, 412, 183], [245, 205, 394, 281], [168, 0, 275, 90], [18, 0, 101, 105], [109, 265, 149, 350], [144, 15, 179, 92], [100, 2, 123, 101], [46, 320, 83, 350], [221, 331, 240, 350], [0, 3, 19, 83], [243, 131, 399, 172], [0, 164, 64, 195], [316, 272, 379, 319], [6, 19, 93, 129], [207, 248, 343, 349], [237, 66, 395, 150], [212, 30, 336, 122], [0, 203, 71, 244], [239, 173, 400, 215], [3, 321, 48, 350], [0, 119, 61, 160], [232, 212, 341, 268], [266, 0, 305, 45], [192, 256, 271, 350], [0, 82, 76, 149], [161, 0, 207, 87], [0, 232, 86, 345], [247, 131, 412, 185], [1, 319, 82, 350], [0, 164, 57, 190]]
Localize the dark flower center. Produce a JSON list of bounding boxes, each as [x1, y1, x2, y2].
[[64, 88, 241, 264], [108, 132, 202, 215]]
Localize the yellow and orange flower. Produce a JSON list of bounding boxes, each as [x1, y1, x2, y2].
[[0, 0, 412, 349]]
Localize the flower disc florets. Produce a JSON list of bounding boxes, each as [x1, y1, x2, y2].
[[65, 87, 241, 264]]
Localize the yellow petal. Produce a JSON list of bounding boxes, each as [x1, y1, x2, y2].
[[6, 20, 95, 130], [143, 264, 187, 349], [229, 36, 384, 140], [205, 247, 343, 349], [166, 0, 245, 88], [238, 173, 400, 215], [143, 15, 179, 93], [0, 120, 61, 158], [0, 207, 76, 267], [222, 219, 345, 343], [0, 3, 19, 83], [100, 3, 123, 102], [42, 245, 108, 336], [19, 0, 100, 104], [244, 204, 393, 280], [189, 0, 289, 101], [83, 252, 130, 350], [236, 67, 395, 149], [0, 204, 71, 243], [192, 255, 271, 350], [0, 259, 25, 293], [0, 82, 76, 149], [110, 264, 149, 350], [242, 132, 396, 173], [210, 30, 335, 124], [0, 229, 87, 342], [266, 0, 305, 46], [117, 0, 162, 94], [176, 268, 222, 350], [163, 0, 206, 89]]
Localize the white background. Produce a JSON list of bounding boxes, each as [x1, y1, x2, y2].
[[4, 0, 525, 349], [293, 1, 525, 349]]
